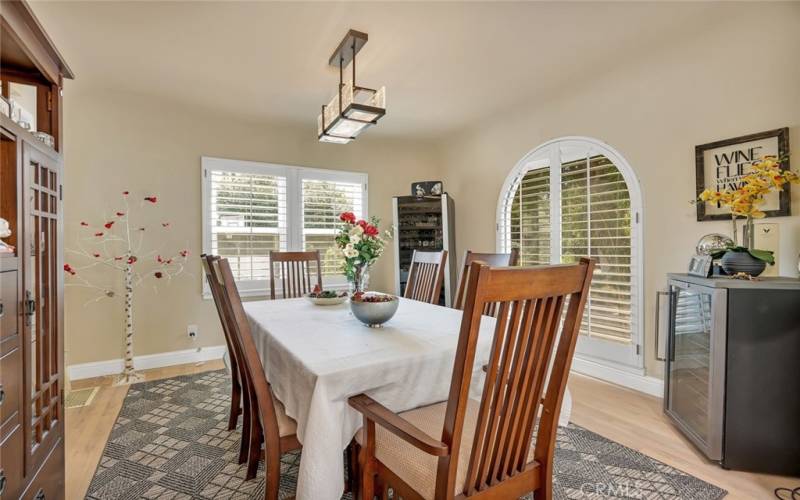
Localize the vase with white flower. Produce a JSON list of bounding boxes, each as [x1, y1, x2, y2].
[[335, 212, 390, 294]]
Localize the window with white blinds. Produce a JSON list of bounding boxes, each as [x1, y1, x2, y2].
[[498, 139, 642, 368], [202, 157, 367, 296], [302, 178, 366, 275], [209, 170, 287, 285]]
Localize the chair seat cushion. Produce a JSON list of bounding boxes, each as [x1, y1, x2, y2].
[[356, 399, 535, 499], [272, 393, 297, 437]]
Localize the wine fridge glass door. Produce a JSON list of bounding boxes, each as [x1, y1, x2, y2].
[[665, 280, 726, 461]]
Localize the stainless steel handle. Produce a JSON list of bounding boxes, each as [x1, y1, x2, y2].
[[24, 291, 35, 316], [35, 488, 45, 500], [0, 300, 4, 318], [0, 384, 5, 405], [0, 469, 6, 495], [654, 290, 672, 362]]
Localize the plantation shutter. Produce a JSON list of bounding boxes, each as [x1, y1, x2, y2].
[[506, 166, 551, 266], [560, 155, 632, 342], [503, 151, 634, 347], [301, 178, 366, 275], [209, 170, 287, 285]]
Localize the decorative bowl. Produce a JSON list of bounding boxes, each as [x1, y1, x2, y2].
[[350, 293, 399, 328], [720, 250, 766, 277], [305, 291, 348, 306]]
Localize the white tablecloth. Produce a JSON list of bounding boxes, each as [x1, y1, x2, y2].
[[242, 297, 571, 500]]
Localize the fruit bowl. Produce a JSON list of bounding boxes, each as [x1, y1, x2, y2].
[[349, 292, 399, 328], [306, 289, 348, 306]]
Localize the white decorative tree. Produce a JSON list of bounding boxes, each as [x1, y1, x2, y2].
[[64, 191, 189, 384]]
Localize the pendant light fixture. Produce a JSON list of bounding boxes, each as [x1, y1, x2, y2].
[[318, 30, 386, 144]]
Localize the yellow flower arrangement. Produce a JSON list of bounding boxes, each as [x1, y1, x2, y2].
[[698, 156, 798, 249]]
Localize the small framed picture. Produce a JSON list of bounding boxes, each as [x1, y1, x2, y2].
[[411, 181, 443, 198], [688, 254, 713, 278]]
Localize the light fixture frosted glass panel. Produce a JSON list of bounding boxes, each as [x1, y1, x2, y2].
[[319, 134, 351, 144], [328, 117, 370, 137]]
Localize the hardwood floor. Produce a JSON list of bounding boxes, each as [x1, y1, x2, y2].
[[66, 362, 796, 499]]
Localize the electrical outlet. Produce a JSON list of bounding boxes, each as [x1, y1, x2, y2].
[[187, 324, 198, 340]]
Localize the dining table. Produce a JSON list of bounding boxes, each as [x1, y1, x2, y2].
[[242, 296, 572, 500]]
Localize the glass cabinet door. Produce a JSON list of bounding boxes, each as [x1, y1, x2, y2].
[[666, 281, 726, 460], [22, 143, 63, 475]]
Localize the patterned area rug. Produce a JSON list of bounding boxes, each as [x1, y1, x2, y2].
[[86, 371, 726, 499]]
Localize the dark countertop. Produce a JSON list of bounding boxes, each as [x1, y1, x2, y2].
[[668, 273, 800, 290]]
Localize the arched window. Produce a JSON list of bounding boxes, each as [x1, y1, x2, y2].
[[497, 137, 643, 368]]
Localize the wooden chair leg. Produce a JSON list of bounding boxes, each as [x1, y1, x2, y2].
[[359, 420, 376, 500], [246, 418, 262, 480], [264, 440, 281, 500], [534, 463, 552, 500], [239, 390, 252, 465], [228, 375, 242, 431], [348, 441, 361, 498]]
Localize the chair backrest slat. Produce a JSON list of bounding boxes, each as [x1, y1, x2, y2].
[[404, 250, 448, 304], [453, 249, 520, 315], [435, 259, 595, 498], [269, 250, 323, 299]]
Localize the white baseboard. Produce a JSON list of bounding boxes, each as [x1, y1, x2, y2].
[[68, 345, 227, 381], [571, 356, 664, 398]]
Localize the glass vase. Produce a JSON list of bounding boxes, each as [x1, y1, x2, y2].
[[349, 263, 370, 294]]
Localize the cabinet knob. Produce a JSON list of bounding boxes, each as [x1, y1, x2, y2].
[[35, 488, 45, 500], [0, 469, 6, 495]]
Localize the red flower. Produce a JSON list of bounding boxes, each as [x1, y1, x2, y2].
[[144, 196, 157, 203], [122, 191, 130, 195], [357, 219, 368, 229], [364, 224, 379, 236], [93, 253, 101, 258], [339, 212, 356, 223], [127, 256, 137, 265], [116, 212, 125, 217], [104, 221, 115, 229], [94, 232, 104, 237], [179, 249, 189, 258], [80, 221, 89, 227], [63, 264, 76, 275], [154, 271, 163, 279], [157, 255, 163, 263]]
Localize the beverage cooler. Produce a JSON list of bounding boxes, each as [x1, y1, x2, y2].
[[392, 194, 456, 306], [659, 274, 800, 475]]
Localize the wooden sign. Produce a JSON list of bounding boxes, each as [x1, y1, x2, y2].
[[695, 128, 790, 221]]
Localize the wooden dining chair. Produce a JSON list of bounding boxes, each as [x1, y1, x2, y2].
[[210, 257, 302, 497], [404, 250, 448, 304], [453, 248, 520, 315], [202, 254, 253, 472], [349, 258, 595, 500], [269, 250, 323, 300]]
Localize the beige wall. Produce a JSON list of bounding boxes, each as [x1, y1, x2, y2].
[[63, 87, 438, 366], [436, 3, 800, 378]]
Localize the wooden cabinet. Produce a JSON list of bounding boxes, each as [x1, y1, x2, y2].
[[1, 1, 72, 498]]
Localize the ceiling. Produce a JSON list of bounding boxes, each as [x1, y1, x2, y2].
[[29, 1, 724, 140]]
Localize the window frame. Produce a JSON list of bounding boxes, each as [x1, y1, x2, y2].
[[201, 156, 368, 298], [496, 136, 645, 370]]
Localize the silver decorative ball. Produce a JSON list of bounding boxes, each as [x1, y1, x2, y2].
[[696, 233, 734, 256]]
